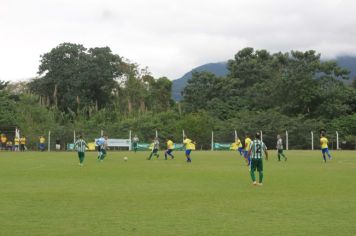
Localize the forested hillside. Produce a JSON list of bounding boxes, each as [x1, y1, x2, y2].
[[172, 56, 356, 101]]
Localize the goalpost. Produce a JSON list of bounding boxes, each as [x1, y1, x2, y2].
[[211, 130, 238, 151]]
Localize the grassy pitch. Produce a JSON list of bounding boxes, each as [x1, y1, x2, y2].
[[0, 150, 355, 236]]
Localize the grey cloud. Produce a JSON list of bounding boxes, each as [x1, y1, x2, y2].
[[1, 0, 356, 81]]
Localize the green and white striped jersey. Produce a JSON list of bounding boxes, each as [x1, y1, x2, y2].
[[74, 139, 88, 152], [249, 139, 267, 159]]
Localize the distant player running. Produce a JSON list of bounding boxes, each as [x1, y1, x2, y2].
[[320, 132, 332, 163], [96, 136, 108, 162], [244, 134, 252, 165], [276, 134, 287, 161], [148, 137, 160, 160], [165, 137, 174, 160], [183, 135, 195, 163], [132, 135, 139, 152], [74, 135, 89, 166], [236, 137, 243, 156], [248, 132, 268, 186]]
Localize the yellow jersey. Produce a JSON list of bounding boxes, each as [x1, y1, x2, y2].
[[237, 139, 242, 148], [245, 138, 252, 151], [20, 137, 26, 144], [230, 142, 238, 150], [183, 138, 195, 150], [1, 136, 7, 143], [40, 137, 45, 144], [167, 140, 174, 149], [320, 137, 328, 149], [14, 138, 19, 145]]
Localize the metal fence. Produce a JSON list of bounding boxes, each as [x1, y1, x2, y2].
[[1, 128, 355, 151]]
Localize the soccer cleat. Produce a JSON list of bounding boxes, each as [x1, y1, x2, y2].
[[257, 183, 263, 186], [253, 181, 257, 185]]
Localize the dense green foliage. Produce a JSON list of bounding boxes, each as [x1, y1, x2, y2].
[[0, 151, 355, 235], [0, 46, 355, 149]]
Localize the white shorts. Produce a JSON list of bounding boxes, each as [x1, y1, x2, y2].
[[56, 144, 61, 150]]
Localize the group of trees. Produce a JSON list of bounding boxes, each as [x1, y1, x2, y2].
[[183, 48, 355, 120], [0, 45, 355, 149], [27, 43, 174, 118]]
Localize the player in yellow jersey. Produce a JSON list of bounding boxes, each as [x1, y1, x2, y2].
[[20, 136, 26, 152], [1, 134, 7, 150], [14, 136, 20, 151], [244, 134, 252, 165], [236, 137, 243, 156], [164, 137, 175, 160], [183, 135, 195, 163], [39, 135, 46, 151], [320, 132, 332, 163]]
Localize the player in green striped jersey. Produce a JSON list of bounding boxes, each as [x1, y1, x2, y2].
[[248, 132, 268, 186], [74, 135, 89, 166]]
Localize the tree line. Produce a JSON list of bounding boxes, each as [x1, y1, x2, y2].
[[0, 44, 355, 149]]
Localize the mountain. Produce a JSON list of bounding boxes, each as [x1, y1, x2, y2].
[[172, 62, 228, 101], [335, 56, 356, 81], [172, 56, 356, 101]]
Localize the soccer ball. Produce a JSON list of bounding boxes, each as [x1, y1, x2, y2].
[[123, 156, 128, 161]]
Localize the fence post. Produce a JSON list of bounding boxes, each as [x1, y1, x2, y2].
[[234, 130, 237, 140], [182, 130, 185, 142], [211, 131, 214, 151], [129, 130, 132, 151], [336, 131, 339, 150], [286, 130, 289, 150], [48, 130, 51, 152], [101, 130, 104, 136], [73, 130, 76, 143], [155, 130, 158, 138], [260, 130, 263, 142], [311, 131, 314, 150]]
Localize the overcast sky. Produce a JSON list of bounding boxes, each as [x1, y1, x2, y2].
[[1, 0, 356, 81]]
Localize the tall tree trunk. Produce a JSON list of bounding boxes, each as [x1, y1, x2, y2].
[[53, 84, 58, 108], [140, 99, 145, 113], [128, 98, 132, 114], [76, 96, 80, 114]]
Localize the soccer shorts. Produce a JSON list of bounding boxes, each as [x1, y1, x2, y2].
[[77, 152, 85, 158], [244, 150, 249, 158], [185, 149, 192, 155], [321, 148, 329, 154], [250, 158, 263, 172]]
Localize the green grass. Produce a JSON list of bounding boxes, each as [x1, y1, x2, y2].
[[0, 150, 355, 236]]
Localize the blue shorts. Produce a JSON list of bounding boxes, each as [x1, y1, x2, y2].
[[166, 149, 173, 154], [321, 148, 329, 154], [185, 149, 192, 155], [238, 147, 243, 152], [39, 144, 45, 150], [244, 150, 249, 158]]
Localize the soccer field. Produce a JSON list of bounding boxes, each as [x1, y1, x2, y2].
[[0, 150, 355, 236]]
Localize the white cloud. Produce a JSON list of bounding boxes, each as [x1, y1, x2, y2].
[[1, 0, 356, 81]]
